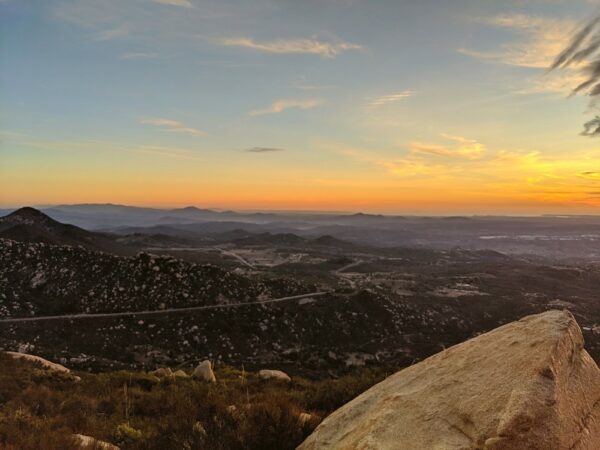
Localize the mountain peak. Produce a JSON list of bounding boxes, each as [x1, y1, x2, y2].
[[2, 207, 55, 224]]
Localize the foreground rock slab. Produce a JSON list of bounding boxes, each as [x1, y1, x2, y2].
[[5, 351, 71, 374], [298, 310, 600, 450]]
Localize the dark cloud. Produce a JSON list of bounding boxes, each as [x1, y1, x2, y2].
[[552, 15, 600, 135], [581, 116, 600, 136], [244, 147, 285, 153]]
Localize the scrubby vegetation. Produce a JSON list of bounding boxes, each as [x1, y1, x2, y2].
[[0, 354, 389, 450]]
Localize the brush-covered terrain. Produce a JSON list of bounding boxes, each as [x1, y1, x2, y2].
[[0, 239, 313, 317], [2, 207, 600, 449], [0, 353, 388, 450], [2, 215, 600, 374]]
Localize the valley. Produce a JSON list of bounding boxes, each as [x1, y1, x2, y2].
[[1, 206, 600, 378]]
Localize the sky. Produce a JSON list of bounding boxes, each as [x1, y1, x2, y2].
[[1, 0, 600, 215]]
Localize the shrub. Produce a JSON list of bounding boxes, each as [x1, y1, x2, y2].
[[0, 354, 395, 450]]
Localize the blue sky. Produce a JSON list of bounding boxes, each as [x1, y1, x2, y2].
[[1, 0, 599, 214]]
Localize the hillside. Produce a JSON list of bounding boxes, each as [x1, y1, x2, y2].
[[0, 239, 313, 318], [0, 207, 131, 255], [2, 311, 598, 450]]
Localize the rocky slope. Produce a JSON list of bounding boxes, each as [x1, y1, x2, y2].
[[298, 310, 600, 450], [2, 236, 600, 374], [0, 238, 313, 317]]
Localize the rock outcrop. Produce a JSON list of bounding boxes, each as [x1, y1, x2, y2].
[[73, 434, 120, 450], [151, 367, 173, 378], [192, 360, 216, 383], [6, 351, 71, 374], [298, 310, 600, 450], [259, 369, 291, 382], [172, 369, 189, 378]]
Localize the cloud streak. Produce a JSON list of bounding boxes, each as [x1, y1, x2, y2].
[[94, 25, 129, 41], [119, 52, 159, 60], [244, 147, 285, 153], [410, 134, 485, 160], [153, 0, 192, 7], [249, 99, 322, 117], [220, 37, 362, 58], [140, 117, 206, 137], [368, 90, 415, 107], [460, 14, 576, 69]]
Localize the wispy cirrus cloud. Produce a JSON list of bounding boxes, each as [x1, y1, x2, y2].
[[323, 141, 452, 179], [8, 135, 203, 161], [94, 24, 129, 41], [244, 147, 285, 153], [459, 14, 576, 69], [249, 98, 322, 117], [293, 83, 337, 91], [140, 117, 206, 137], [134, 145, 201, 160], [153, 0, 192, 7], [410, 134, 485, 160], [220, 37, 362, 58], [119, 52, 159, 60], [368, 90, 415, 107], [578, 170, 600, 180], [323, 139, 600, 208]]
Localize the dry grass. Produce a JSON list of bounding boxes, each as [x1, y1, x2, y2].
[[0, 354, 389, 449]]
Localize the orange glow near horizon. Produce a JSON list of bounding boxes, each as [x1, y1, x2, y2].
[[6, 136, 600, 215], [3, 1, 600, 216]]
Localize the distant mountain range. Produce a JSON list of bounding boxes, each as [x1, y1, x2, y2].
[[0, 208, 356, 257], [4, 204, 600, 259], [0, 204, 408, 231]]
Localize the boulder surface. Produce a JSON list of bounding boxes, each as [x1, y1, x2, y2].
[[5, 352, 71, 374], [298, 310, 600, 450], [259, 369, 291, 382], [151, 367, 173, 378], [192, 360, 216, 383], [73, 434, 120, 450]]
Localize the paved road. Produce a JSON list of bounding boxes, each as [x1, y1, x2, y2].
[[215, 246, 257, 269], [0, 292, 329, 323], [335, 260, 364, 274]]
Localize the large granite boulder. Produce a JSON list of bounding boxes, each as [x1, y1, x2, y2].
[[298, 310, 600, 450]]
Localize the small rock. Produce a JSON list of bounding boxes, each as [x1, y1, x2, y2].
[[73, 434, 120, 450], [192, 421, 207, 436], [192, 360, 216, 383], [151, 367, 173, 378], [259, 369, 291, 382]]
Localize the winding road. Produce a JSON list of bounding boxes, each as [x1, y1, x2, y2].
[[0, 291, 329, 324]]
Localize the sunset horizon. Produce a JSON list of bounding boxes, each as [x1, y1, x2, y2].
[[3, 0, 600, 215]]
